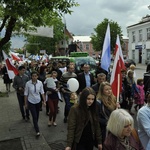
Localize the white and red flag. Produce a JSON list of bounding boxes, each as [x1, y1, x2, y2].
[[2, 50, 18, 79], [10, 52, 21, 61], [110, 35, 125, 101]]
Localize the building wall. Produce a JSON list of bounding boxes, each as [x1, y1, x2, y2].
[[127, 17, 150, 64]]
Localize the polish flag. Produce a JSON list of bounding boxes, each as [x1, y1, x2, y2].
[[110, 35, 125, 101], [2, 50, 19, 79], [10, 52, 21, 61]]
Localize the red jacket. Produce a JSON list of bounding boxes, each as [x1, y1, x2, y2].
[[103, 132, 144, 150]]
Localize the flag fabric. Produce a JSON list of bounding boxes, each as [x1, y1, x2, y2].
[[10, 52, 21, 61], [101, 23, 111, 72], [2, 50, 19, 79], [110, 35, 125, 99], [114, 35, 125, 69]]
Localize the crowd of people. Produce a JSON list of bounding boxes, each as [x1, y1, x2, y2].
[[0, 59, 150, 150]]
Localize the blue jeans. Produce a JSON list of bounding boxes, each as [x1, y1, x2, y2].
[[63, 93, 71, 118], [28, 101, 40, 133], [17, 93, 29, 118]]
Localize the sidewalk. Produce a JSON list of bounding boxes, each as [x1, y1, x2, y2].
[[0, 77, 51, 150]]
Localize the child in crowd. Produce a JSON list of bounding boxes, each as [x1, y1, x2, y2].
[[70, 92, 78, 107], [134, 78, 145, 111], [44, 71, 61, 101]]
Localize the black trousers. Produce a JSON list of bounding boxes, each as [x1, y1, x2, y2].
[[17, 93, 29, 118]]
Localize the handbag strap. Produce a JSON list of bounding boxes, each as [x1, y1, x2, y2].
[[131, 128, 140, 143]]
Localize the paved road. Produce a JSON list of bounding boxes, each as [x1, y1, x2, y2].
[[0, 63, 147, 150]]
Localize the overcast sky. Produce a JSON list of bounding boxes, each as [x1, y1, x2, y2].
[[11, 0, 150, 48], [65, 0, 150, 36]]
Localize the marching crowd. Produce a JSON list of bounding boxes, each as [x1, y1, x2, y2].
[[1, 59, 150, 150]]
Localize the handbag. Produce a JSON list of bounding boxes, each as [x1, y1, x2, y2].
[[131, 128, 140, 143]]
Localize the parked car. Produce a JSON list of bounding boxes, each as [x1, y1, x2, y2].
[[125, 59, 136, 68]]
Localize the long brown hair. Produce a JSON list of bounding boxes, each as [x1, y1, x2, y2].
[[97, 82, 116, 111], [79, 87, 97, 121]]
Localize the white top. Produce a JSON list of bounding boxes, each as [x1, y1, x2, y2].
[[44, 77, 56, 89], [59, 67, 67, 73], [24, 80, 44, 104]]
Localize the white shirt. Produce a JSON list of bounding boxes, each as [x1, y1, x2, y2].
[[24, 80, 44, 104]]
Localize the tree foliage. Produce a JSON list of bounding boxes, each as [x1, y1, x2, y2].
[[91, 18, 123, 53], [25, 16, 65, 55], [0, 0, 79, 52]]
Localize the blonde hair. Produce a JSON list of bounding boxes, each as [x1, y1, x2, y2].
[[107, 109, 134, 137], [130, 64, 135, 70], [97, 82, 116, 111]]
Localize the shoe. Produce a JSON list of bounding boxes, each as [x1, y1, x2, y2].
[[59, 99, 63, 102], [129, 112, 134, 115], [64, 117, 67, 123], [48, 121, 52, 126], [36, 132, 40, 136], [25, 116, 30, 122], [53, 122, 57, 126], [46, 112, 49, 116]]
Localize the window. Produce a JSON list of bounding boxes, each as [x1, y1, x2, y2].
[[147, 28, 150, 40], [139, 29, 142, 41], [132, 31, 135, 42], [86, 43, 89, 50], [132, 50, 135, 59], [79, 43, 83, 50]]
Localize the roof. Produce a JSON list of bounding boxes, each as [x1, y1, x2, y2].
[[127, 15, 150, 28], [73, 35, 128, 42], [64, 28, 73, 39], [73, 36, 91, 42]]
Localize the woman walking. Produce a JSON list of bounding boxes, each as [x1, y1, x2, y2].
[[65, 87, 102, 150], [24, 71, 46, 136]]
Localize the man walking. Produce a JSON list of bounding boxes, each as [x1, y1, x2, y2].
[[13, 66, 30, 121], [60, 64, 77, 123]]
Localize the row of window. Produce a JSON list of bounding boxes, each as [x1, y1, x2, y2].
[[79, 43, 90, 50], [132, 27, 150, 42]]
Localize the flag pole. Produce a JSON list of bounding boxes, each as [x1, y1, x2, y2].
[[117, 74, 120, 103]]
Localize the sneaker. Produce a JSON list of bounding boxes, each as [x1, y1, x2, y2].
[[53, 122, 57, 126], [48, 121, 52, 126], [64, 117, 67, 123], [36, 132, 40, 136], [46, 112, 49, 116], [25, 116, 30, 122]]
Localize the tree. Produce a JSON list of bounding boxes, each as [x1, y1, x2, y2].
[[91, 18, 123, 53], [0, 0, 79, 52]]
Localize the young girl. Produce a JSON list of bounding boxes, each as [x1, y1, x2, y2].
[[134, 79, 145, 111], [126, 70, 139, 115], [65, 87, 102, 150], [96, 82, 118, 145]]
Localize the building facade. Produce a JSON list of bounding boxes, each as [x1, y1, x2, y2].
[[73, 36, 100, 59], [127, 15, 150, 64]]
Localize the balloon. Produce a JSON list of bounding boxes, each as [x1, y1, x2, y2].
[[67, 78, 79, 92]]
